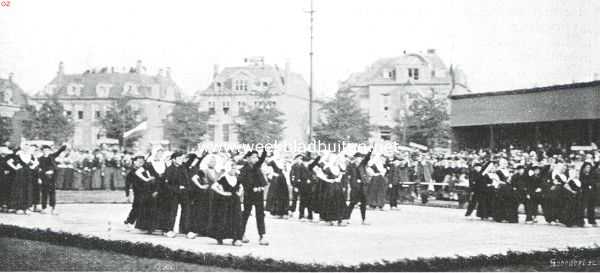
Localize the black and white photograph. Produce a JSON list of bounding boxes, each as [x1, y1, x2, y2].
[[1, 0, 600, 271]]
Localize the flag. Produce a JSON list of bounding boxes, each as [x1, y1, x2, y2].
[[123, 121, 147, 139]]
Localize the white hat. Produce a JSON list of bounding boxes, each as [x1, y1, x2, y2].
[[0, 146, 12, 154]]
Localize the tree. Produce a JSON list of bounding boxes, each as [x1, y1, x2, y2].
[[164, 102, 209, 151], [0, 116, 12, 144], [236, 94, 285, 144], [97, 97, 142, 147], [314, 89, 370, 144], [394, 89, 450, 147], [22, 98, 75, 143]]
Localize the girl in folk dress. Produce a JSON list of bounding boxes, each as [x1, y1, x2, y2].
[[265, 160, 290, 218], [207, 160, 244, 246], [366, 155, 387, 210], [8, 146, 38, 214], [315, 154, 346, 226]]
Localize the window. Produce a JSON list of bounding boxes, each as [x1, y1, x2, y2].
[[431, 70, 436, 77], [262, 81, 268, 87], [222, 124, 230, 142], [388, 69, 396, 80], [223, 101, 230, 115], [78, 111, 84, 120], [208, 101, 216, 115], [408, 68, 419, 80], [95, 111, 101, 118], [66, 111, 72, 117], [208, 125, 216, 142], [234, 79, 248, 91], [238, 101, 246, 113]]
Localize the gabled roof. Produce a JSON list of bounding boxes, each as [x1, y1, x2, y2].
[[195, 64, 289, 97], [0, 78, 28, 106], [37, 71, 183, 101]]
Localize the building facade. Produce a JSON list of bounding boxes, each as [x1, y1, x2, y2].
[[450, 80, 600, 150], [0, 73, 29, 144], [193, 58, 310, 144], [32, 61, 183, 149], [339, 49, 468, 141]]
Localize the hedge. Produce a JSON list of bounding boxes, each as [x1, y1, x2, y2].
[[0, 224, 598, 271]]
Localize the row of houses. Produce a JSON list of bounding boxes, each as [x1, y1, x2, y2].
[[0, 49, 468, 149]]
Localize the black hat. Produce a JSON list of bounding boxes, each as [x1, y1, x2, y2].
[[353, 152, 364, 158], [473, 162, 482, 167], [294, 154, 303, 160], [170, 151, 184, 160], [41, 145, 52, 150], [514, 164, 524, 169], [244, 150, 259, 158]]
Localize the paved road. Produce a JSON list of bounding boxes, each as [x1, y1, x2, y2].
[[1, 204, 599, 265]]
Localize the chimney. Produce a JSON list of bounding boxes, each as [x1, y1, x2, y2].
[[58, 61, 64, 75], [8, 72, 13, 83], [136, 60, 142, 74], [427, 49, 436, 54], [57, 61, 64, 84], [166, 67, 171, 79], [284, 60, 290, 86], [212, 64, 219, 79]]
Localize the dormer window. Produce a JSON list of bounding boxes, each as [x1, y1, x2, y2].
[[2, 88, 13, 104], [67, 84, 81, 96], [123, 83, 138, 96], [96, 84, 111, 97], [215, 82, 222, 91], [408, 68, 419, 80], [234, 79, 247, 91]]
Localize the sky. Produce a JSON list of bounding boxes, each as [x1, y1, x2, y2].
[[0, 0, 599, 98]]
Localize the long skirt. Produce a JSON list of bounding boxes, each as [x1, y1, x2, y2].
[[367, 175, 387, 208], [103, 167, 116, 190], [310, 180, 323, 213], [55, 168, 66, 190], [266, 176, 290, 216], [320, 182, 346, 222], [559, 191, 584, 227], [91, 170, 103, 190], [113, 170, 126, 189], [81, 172, 92, 190], [542, 187, 563, 223], [71, 171, 83, 190], [9, 168, 33, 210], [190, 189, 211, 236], [206, 193, 242, 241], [63, 168, 74, 190], [135, 192, 159, 231], [0, 172, 8, 205]]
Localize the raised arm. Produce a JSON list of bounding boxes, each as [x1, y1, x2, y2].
[[308, 156, 321, 171], [257, 149, 268, 167], [360, 149, 373, 167], [51, 145, 67, 159]]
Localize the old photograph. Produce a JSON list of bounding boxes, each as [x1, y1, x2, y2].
[[1, 0, 600, 271]]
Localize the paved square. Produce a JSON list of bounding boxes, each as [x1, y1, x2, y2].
[[1, 204, 599, 265]]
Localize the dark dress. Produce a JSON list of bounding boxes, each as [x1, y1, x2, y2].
[[134, 166, 160, 231], [559, 179, 584, 227], [8, 154, 35, 211], [189, 169, 211, 236], [319, 168, 346, 222], [266, 172, 290, 216], [366, 165, 387, 208], [206, 175, 243, 241]]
